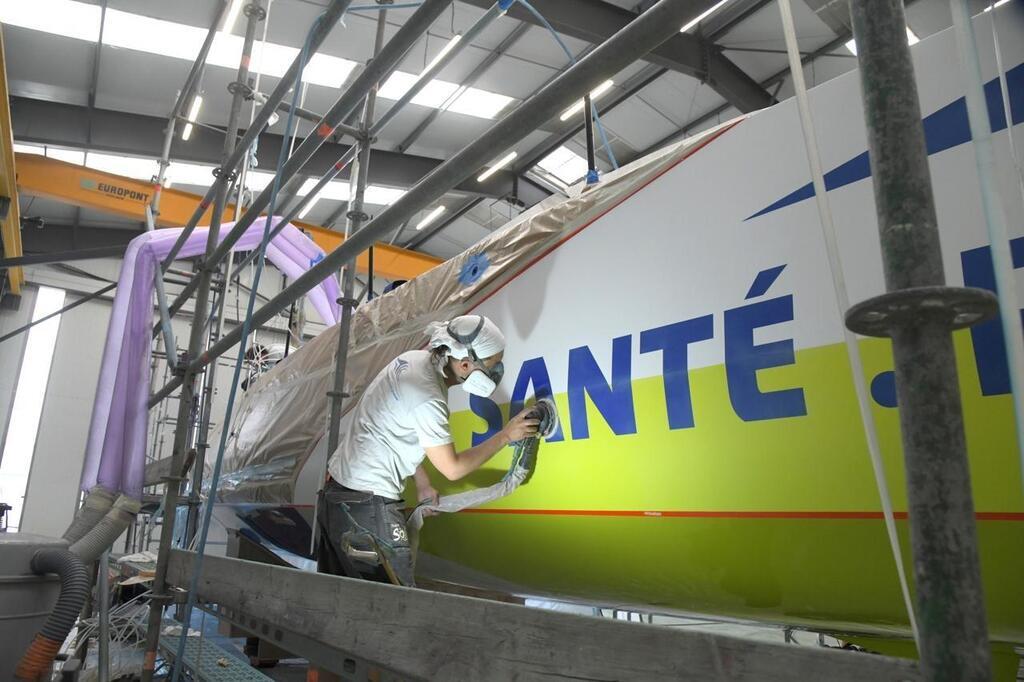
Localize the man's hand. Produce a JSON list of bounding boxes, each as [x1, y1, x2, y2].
[[502, 410, 541, 444], [414, 466, 440, 516]]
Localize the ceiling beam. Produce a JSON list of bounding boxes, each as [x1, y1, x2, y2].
[[628, 32, 853, 162], [458, 0, 775, 113], [8, 97, 542, 203]]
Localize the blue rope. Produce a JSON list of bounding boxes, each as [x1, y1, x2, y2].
[[168, 12, 323, 681], [512, 0, 619, 171]]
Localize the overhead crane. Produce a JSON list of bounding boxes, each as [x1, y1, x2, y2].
[[13, 152, 441, 282]]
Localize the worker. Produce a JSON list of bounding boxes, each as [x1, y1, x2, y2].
[[316, 314, 539, 587]]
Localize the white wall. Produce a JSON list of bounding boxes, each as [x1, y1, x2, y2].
[[20, 294, 108, 537]]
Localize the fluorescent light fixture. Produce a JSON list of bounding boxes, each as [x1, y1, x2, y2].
[[559, 80, 614, 121], [846, 27, 919, 55], [477, 151, 517, 182], [222, 0, 244, 33], [984, 0, 1010, 11], [0, 0, 101, 41], [181, 95, 203, 141], [536, 146, 588, 185], [416, 205, 446, 230], [423, 34, 461, 75], [680, 0, 732, 32], [0, 286, 66, 532]]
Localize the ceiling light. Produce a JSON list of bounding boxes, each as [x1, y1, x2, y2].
[[477, 151, 517, 182], [2, 3, 357, 89], [846, 27, 919, 55], [181, 95, 203, 141], [416, 206, 446, 230], [222, 0, 244, 33], [559, 80, 614, 121], [379, 71, 514, 119], [536, 146, 588, 185], [680, 0, 732, 33], [379, 71, 461, 108], [984, 0, 1010, 11], [423, 34, 461, 75], [0, 0, 102, 42]]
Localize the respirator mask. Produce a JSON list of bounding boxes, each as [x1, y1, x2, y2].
[[447, 316, 504, 398]]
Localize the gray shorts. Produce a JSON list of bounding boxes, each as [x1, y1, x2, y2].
[[315, 478, 415, 587]]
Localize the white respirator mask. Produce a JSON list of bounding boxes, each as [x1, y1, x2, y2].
[[447, 316, 505, 398]]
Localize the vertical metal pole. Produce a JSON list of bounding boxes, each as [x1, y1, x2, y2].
[[367, 246, 374, 302], [583, 94, 596, 177], [846, 2, 993, 680], [326, 8, 387, 455], [185, 1, 263, 549], [139, 3, 264, 678], [97, 550, 110, 682]]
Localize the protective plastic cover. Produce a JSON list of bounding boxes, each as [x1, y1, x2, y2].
[[213, 121, 738, 503]]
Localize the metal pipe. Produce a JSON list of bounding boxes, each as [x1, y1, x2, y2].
[[0, 245, 127, 268], [277, 100, 363, 139], [139, 3, 265, 677], [159, 0, 354, 270], [153, 268, 178, 370], [846, 2, 992, 679], [97, 550, 110, 682], [186, 0, 266, 551], [228, 144, 359, 276], [369, 2, 504, 136], [152, 0, 233, 216], [150, 0, 714, 402], [326, 6, 386, 456], [583, 94, 596, 177], [162, 0, 452, 321]]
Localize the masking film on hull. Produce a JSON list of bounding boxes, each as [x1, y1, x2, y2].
[[211, 6, 1024, 643]]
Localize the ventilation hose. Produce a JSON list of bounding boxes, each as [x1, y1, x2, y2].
[[62, 485, 116, 544], [69, 494, 142, 563], [14, 549, 90, 681]]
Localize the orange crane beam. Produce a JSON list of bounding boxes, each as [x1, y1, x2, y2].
[[14, 152, 441, 282], [0, 31, 23, 295]]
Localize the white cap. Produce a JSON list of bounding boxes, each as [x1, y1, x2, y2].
[[427, 315, 506, 360]]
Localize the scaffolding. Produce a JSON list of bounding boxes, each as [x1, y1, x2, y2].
[[114, 0, 1006, 679]]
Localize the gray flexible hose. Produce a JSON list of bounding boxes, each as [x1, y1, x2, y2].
[[32, 549, 90, 642], [62, 486, 116, 544], [69, 494, 142, 562], [14, 549, 90, 680]]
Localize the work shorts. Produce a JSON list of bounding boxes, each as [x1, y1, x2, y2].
[[315, 478, 414, 587]]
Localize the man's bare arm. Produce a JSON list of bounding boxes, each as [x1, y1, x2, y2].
[[425, 411, 538, 481]]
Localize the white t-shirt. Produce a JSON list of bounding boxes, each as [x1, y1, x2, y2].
[[328, 350, 452, 498]]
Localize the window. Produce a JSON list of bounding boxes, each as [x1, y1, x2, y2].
[[0, 287, 66, 532]]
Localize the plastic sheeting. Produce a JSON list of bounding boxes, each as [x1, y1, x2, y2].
[[80, 218, 341, 499], [213, 122, 738, 503]]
